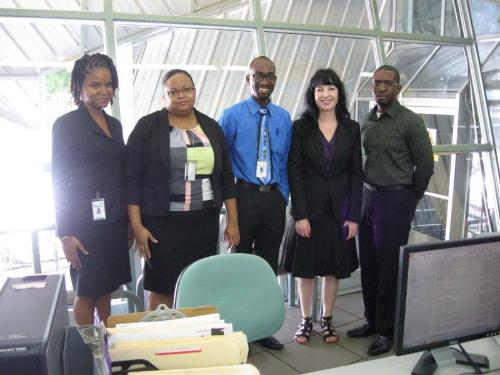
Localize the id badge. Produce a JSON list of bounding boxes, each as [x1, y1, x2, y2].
[[184, 161, 197, 181], [256, 160, 268, 179], [91, 198, 106, 221]]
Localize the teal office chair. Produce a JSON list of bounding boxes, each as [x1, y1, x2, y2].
[[174, 253, 285, 343]]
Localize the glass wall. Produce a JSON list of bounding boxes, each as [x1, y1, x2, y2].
[[0, 0, 498, 284], [114, 0, 253, 20], [115, 23, 256, 133], [376, 0, 460, 37]]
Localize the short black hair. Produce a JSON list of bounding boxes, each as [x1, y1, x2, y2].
[[161, 69, 195, 87], [70, 53, 118, 105], [300, 68, 351, 122], [374, 65, 401, 84]]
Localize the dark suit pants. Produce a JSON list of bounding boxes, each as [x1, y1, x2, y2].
[[235, 185, 286, 274], [358, 186, 417, 337]]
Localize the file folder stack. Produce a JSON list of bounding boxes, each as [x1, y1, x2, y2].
[[138, 364, 260, 374], [107, 312, 249, 371]]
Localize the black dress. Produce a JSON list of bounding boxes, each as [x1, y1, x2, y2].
[[52, 105, 131, 297], [284, 196, 359, 278]]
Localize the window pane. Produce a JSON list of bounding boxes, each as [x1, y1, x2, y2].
[[0, 0, 102, 11], [377, 0, 460, 37], [414, 195, 447, 240], [265, 31, 376, 118], [414, 150, 500, 241], [470, 0, 500, 36], [478, 41, 500, 166], [115, 24, 256, 133], [466, 152, 499, 236], [261, 0, 371, 29], [114, 0, 253, 20]]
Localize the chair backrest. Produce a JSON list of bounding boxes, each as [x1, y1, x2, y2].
[[174, 253, 285, 342]]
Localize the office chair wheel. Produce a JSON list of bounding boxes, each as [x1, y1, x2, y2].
[[294, 316, 313, 344], [321, 316, 338, 344]]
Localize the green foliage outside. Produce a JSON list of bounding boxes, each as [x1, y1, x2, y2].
[[46, 70, 70, 95]]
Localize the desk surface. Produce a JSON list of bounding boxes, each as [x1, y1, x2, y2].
[[305, 337, 500, 375]]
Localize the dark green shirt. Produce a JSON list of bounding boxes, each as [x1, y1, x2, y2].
[[361, 100, 434, 199]]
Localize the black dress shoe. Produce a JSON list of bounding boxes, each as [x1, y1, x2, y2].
[[347, 323, 375, 337], [257, 336, 284, 351], [367, 335, 392, 356]]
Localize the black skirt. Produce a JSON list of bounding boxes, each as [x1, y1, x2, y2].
[[282, 204, 359, 279], [70, 220, 131, 297], [142, 206, 220, 295]]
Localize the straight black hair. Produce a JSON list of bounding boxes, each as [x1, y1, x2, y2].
[[300, 68, 350, 122], [161, 69, 195, 87]]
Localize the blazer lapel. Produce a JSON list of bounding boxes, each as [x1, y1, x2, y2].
[[312, 125, 329, 177], [158, 108, 170, 170], [329, 123, 346, 177], [78, 104, 110, 139]]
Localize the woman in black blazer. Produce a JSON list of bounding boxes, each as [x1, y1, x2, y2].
[[52, 54, 131, 325], [126, 69, 239, 309], [286, 69, 362, 344]]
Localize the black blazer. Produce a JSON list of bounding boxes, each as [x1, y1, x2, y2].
[[52, 105, 127, 237], [288, 116, 362, 223], [125, 108, 236, 215]]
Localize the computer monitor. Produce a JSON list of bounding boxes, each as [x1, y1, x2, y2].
[[394, 234, 500, 375]]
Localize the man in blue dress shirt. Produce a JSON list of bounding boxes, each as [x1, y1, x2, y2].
[[219, 56, 292, 351]]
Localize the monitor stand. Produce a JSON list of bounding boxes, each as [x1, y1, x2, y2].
[[411, 347, 489, 375]]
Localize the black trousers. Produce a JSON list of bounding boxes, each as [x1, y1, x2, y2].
[[235, 184, 286, 274], [358, 186, 417, 337]]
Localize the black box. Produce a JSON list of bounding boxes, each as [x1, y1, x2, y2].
[[63, 326, 98, 375], [0, 274, 69, 375]]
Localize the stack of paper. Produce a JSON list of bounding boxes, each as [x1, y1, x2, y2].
[[107, 313, 249, 370], [138, 364, 260, 374], [108, 314, 232, 347]]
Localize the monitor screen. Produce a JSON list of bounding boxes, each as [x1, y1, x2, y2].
[[394, 235, 500, 355]]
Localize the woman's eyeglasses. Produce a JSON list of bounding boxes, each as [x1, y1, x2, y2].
[[164, 87, 196, 97]]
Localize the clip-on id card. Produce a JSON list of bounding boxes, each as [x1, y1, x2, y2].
[[256, 160, 268, 179], [185, 161, 197, 181], [92, 198, 106, 221]]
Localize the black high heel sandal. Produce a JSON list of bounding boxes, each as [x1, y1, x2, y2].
[[294, 316, 313, 344], [321, 316, 339, 343]]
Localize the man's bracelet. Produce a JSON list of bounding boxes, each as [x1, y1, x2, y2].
[[60, 235, 71, 241]]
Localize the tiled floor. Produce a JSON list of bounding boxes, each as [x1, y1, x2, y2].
[[247, 291, 391, 374]]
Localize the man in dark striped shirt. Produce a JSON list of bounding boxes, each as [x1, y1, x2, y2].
[[347, 65, 434, 356]]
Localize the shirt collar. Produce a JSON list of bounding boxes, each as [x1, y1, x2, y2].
[[246, 97, 273, 117], [369, 99, 401, 120]]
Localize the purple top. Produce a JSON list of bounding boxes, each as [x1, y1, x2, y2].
[[322, 132, 336, 164]]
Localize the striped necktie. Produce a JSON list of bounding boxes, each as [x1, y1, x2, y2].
[[257, 107, 271, 185]]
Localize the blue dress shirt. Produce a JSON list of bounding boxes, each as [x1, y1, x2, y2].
[[219, 97, 292, 200]]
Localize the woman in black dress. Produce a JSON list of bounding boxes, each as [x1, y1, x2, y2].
[[126, 69, 239, 310], [52, 54, 131, 325], [286, 69, 362, 344]]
